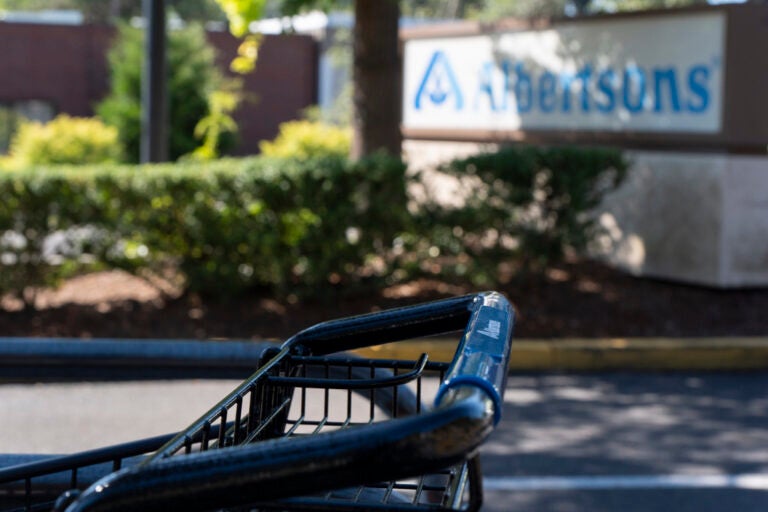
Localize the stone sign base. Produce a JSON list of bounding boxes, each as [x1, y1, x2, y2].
[[593, 150, 768, 288]]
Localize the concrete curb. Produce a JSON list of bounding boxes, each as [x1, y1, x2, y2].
[[353, 337, 768, 371]]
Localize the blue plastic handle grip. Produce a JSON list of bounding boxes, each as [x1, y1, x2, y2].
[[434, 292, 514, 425]]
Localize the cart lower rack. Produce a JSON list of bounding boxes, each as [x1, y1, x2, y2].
[[0, 292, 514, 512]]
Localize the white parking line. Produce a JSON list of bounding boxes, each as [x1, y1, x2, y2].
[[484, 474, 768, 492]]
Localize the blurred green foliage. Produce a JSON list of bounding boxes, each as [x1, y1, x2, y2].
[[259, 120, 352, 160], [189, 85, 242, 161], [0, 153, 408, 302], [0, 145, 626, 304], [97, 23, 235, 163], [412, 145, 628, 284], [1, 115, 122, 170]]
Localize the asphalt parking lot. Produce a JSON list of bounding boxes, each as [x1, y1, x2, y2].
[[483, 372, 768, 511], [2, 372, 767, 511]]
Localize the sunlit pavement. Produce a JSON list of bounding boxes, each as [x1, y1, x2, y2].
[[0, 380, 240, 453], [481, 373, 768, 511], [2, 373, 768, 510]]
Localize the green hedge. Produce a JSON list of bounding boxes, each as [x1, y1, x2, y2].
[[0, 145, 627, 304], [413, 145, 628, 283], [2, 115, 122, 170], [259, 120, 351, 160], [0, 154, 408, 303]]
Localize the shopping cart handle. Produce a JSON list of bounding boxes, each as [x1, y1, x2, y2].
[[287, 292, 513, 425], [285, 294, 478, 355], [435, 292, 513, 426]]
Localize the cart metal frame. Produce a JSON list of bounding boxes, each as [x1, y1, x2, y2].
[[0, 292, 514, 512]]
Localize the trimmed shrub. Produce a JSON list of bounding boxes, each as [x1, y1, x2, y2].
[[2, 115, 121, 169], [0, 145, 626, 302], [414, 145, 628, 283], [259, 120, 352, 160], [0, 154, 408, 300]]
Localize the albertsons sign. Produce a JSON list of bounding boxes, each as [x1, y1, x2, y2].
[[403, 11, 724, 134]]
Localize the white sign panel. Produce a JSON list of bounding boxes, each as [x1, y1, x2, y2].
[[403, 12, 725, 134]]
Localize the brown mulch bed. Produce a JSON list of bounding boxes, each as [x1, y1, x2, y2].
[[1, 259, 767, 340]]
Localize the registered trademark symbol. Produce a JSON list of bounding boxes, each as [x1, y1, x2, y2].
[[711, 56, 721, 68]]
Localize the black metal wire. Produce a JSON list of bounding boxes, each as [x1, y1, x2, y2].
[[0, 355, 479, 512], [225, 355, 479, 511], [3, 292, 513, 512]]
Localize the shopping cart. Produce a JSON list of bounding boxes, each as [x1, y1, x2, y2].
[[0, 291, 514, 512]]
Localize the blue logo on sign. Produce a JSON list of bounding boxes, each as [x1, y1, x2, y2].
[[411, 49, 716, 118], [415, 51, 463, 110]]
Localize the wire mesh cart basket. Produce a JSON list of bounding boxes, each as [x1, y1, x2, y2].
[[0, 292, 514, 512]]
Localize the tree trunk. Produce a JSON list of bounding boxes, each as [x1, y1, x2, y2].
[[351, 0, 402, 160]]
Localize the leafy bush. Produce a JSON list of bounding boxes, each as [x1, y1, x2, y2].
[[0, 164, 112, 307], [189, 86, 241, 161], [414, 145, 628, 283], [97, 23, 235, 162], [0, 145, 626, 302], [0, 154, 408, 300], [102, 154, 407, 296], [259, 120, 351, 160], [2, 115, 121, 169]]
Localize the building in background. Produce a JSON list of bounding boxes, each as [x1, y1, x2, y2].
[[0, 11, 317, 155]]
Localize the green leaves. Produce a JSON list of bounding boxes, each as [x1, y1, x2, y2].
[[0, 154, 408, 299], [213, 0, 266, 74], [422, 145, 628, 275], [2, 115, 122, 169], [0, 145, 626, 302], [259, 120, 352, 160], [214, 0, 266, 38], [97, 23, 234, 162]]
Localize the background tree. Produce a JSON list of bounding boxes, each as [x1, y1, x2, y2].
[[400, 0, 483, 19], [97, 23, 234, 162], [350, 0, 400, 159], [476, 0, 571, 19], [0, 0, 227, 22], [469, 0, 709, 19]]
